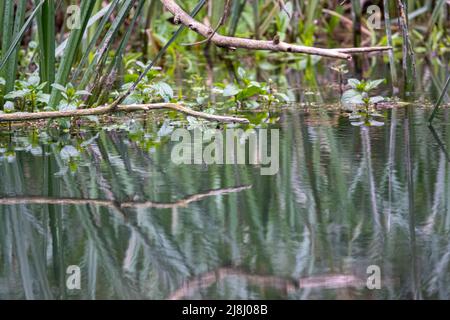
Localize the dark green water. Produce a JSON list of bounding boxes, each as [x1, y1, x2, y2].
[[1, 104, 450, 300]]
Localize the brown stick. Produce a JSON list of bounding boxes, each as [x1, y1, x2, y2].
[[0, 103, 250, 124], [161, 0, 391, 59]]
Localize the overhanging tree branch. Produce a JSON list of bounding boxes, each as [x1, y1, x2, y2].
[[160, 0, 391, 60]]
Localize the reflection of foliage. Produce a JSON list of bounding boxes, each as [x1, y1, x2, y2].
[[1, 108, 450, 299]]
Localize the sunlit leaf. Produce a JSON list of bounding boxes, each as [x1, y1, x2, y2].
[[348, 78, 361, 89], [342, 89, 363, 105], [365, 79, 385, 91], [223, 84, 240, 97]]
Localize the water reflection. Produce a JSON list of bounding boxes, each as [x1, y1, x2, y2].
[[1, 106, 450, 300], [429, 124, 450, 162]]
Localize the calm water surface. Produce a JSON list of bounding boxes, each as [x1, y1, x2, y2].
[[1, 104, 450, 299]]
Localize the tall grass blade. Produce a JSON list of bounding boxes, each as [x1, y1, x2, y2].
[[48, 0, 96, 108], [71, 0, 121, 83], [383, 0, 398, 86], [36, 0, 56, 93], [115, 0, 207, 105]]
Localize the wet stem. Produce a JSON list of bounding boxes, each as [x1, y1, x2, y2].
[[363, 98, 370, 113]]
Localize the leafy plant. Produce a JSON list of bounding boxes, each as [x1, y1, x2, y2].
[[341, 78, 386, 127], [110, 59, 174, 105], [51, 83, 91, 111], [217, 67, 289, 108], [4, 75, 49, 112]]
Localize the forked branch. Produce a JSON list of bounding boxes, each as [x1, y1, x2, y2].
[[161, 0, 391, 60]]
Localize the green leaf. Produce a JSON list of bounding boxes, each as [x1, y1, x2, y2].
[[152, 82, 173, 102], [28, 75, 40, 86], [365, 79, 385, 91], [37, 93, 50, 104], [342, 89, 363, 105], [5, 89, 29, 99], [348, 78, 361, 89], [237, 67, 247, 79], [37, 82, 48, 90], [0, 77, 5, 86], [51, 83, 67, 93], [223, 84, 240, 97], [237, 85, 263, 100]]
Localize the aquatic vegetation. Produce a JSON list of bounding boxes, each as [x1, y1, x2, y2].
[[3, 75, 49, 113], [51, 83, 91, 111], [217, 67, 290, 108], [341, 78, 386, 127], [0, 0, 449, 304]]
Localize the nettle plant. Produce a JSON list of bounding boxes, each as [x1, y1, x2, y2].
[[216, 67, 290, 108], [117, 60, 173, 105], [4, 75, 49, 113], [51, 83, 91, 111], [341, 78, 386, 127]]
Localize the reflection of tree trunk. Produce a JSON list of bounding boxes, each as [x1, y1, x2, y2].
[[361, 127, 380, 227], [387, 109, 398, 230], [167, 267, 365, 300], [297, 113, 333, 270], [361, 127, 385, 266], [46, 144, 66, 298], [404, 108, 422, 299]]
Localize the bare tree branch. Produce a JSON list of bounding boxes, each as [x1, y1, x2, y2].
[[161, 0, 391, 60], [0, 103, 250, 124]]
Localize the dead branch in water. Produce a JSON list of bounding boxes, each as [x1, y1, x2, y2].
[[161, 0, 391, 60], [0, 103, 249, 124]]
